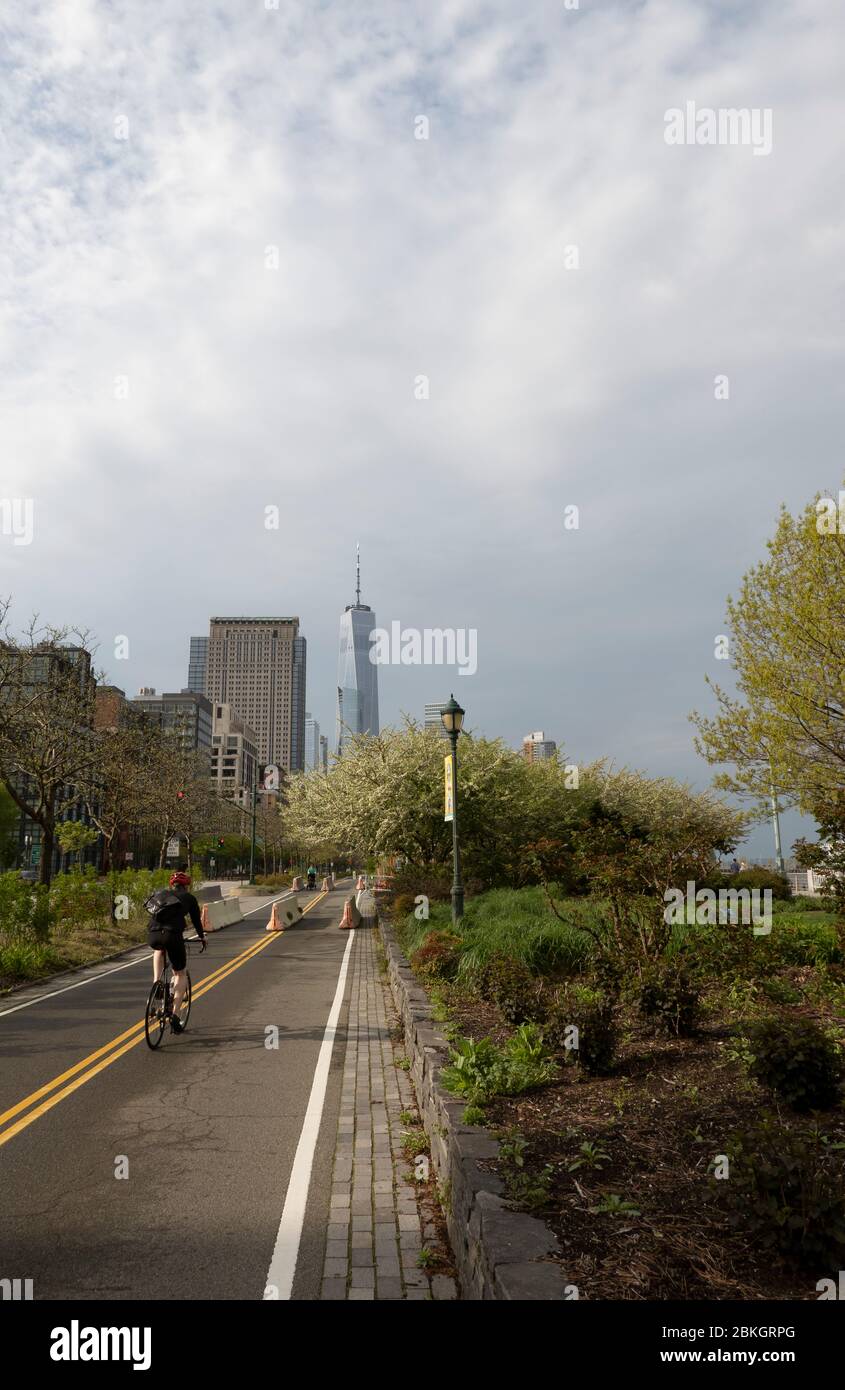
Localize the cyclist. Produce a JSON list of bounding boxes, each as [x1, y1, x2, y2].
[[147, 870, 207, 1033]]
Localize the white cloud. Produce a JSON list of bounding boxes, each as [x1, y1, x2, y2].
[[1, 0, 841, 854]]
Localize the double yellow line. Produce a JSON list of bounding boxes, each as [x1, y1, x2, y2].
[[0, 891, 328, 1150]]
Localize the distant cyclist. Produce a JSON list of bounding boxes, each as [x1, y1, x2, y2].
[[147, 871, 206, 1033]]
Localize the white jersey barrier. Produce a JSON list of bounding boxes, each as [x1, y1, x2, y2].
[[203, 897, 245, 932]]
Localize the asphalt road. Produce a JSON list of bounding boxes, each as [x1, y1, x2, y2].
[[0, 883, 355, 1300]]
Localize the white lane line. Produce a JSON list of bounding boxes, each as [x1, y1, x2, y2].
[[264, 928, 356, 1301], [0, 891, 298, 1019]]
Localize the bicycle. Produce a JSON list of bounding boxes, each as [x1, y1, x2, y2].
[[144, 938, 203, 1049]]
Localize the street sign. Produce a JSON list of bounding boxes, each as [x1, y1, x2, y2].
[[31, 845, 41, 866], [166, 837, 180, 858], [444, 754, 454, 823]]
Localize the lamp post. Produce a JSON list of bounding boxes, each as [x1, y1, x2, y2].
[[248, 778, 258, 886], [440, 694, 465, 925]]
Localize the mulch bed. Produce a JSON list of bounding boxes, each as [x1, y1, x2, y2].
[[443, 985, 845, 1301]]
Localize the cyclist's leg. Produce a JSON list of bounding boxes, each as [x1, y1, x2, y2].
[[151, 947, 165, 982], [171, 969, 187, 1015], [167, 932, 188, 1015]]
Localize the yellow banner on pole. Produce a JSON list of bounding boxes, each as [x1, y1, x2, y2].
[[444, 753, 454, 823]]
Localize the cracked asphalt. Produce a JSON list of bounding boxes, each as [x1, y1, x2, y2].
[[0, 885, 352, 1300]]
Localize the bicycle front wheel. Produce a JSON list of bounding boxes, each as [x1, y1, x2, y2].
[[178, 972, 192, 1031], [145, 980, 167, 1050]]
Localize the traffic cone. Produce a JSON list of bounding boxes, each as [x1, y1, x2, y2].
[[266, 900, 284, 932], [201, 903, 212, 934]]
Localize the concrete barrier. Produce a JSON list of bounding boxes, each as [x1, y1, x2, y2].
[[204, 897, 244, 931], [277, 898, 304, 928], [195, 885, 223, 904]]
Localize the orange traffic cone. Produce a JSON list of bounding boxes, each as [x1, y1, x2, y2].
[[266, 901, 284, 932], [201, 903, 212, 934]]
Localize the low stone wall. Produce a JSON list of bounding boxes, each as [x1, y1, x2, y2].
[[380, 921, 572, 1301]]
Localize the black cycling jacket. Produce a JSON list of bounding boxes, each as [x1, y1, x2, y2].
[[154, 888, 205, 939]]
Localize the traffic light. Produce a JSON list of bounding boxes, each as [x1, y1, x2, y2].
[[218, 837, 224, 848]]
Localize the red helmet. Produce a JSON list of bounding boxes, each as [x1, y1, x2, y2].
[[170, 871, 191, 888]]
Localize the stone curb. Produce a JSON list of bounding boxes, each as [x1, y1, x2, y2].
[[379, 920, 572, 1301]]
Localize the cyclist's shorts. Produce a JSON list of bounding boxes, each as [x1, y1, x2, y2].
[[147, 925, 187, 971]]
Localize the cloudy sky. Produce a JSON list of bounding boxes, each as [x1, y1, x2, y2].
[[2, 0, 843, 854]]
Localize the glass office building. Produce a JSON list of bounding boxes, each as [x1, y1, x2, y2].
[[187, 636, 208, 696]]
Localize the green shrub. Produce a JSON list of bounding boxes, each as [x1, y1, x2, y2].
[[410, 930, 463, 981], [0, 872, 42, 935], [732, 868, 792, 900], [744, 1017, 844, 1111], [476, 954, 547, 1025], [392, 893, 418, 920], [49, 868, 111, 931], [638, 961, 701, 1037], [716, 1116, 845, 1268], [440, 1024, 556, 1104], [765, 919, 842, 967], [390, 864, 454, 904], [0, 937, 58, 979], [545, 984, 618, 1075], [759, 976, 803, 1006]]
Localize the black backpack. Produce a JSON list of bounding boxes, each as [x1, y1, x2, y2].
[[144, 888, 183, 921]]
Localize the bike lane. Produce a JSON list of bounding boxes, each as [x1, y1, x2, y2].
[[0, 885, 352, 1299]]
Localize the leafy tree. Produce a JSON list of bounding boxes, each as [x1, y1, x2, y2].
[[0, 605, 100, 886], [55, 821, 98, 871], [281, 722, 594, 888], [691, 489, 845, 816], [555, 768, 746, 965]]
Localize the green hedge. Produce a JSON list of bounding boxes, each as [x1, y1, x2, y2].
[[0, 867, 172, 937]]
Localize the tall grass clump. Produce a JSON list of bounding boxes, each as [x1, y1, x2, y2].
[[456, 887, 597, 980]]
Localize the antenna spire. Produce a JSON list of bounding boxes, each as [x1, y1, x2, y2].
[[356, 543, 361, 605]]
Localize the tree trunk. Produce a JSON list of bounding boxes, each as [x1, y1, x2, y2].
[[39, 806, 55, 887]]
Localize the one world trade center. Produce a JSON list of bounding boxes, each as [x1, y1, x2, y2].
[[335, 545, 379, 756]]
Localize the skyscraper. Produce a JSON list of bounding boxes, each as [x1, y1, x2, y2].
[[186, 636, 208, 696], [291, 634, 307, 773], [424, 702, 450, 738], [336, 546, 379, 755], [206, 617, 306, 773], [304, 712, 321, 771]]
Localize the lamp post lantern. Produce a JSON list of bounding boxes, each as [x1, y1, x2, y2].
[[441, 694, 465, 924]]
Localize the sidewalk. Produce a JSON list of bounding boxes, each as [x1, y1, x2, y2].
[[320, 925, 458, 1301]]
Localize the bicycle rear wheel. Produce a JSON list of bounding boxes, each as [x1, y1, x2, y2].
[[145, 979, 167, 1050], [178, 972, 192, 1031]]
